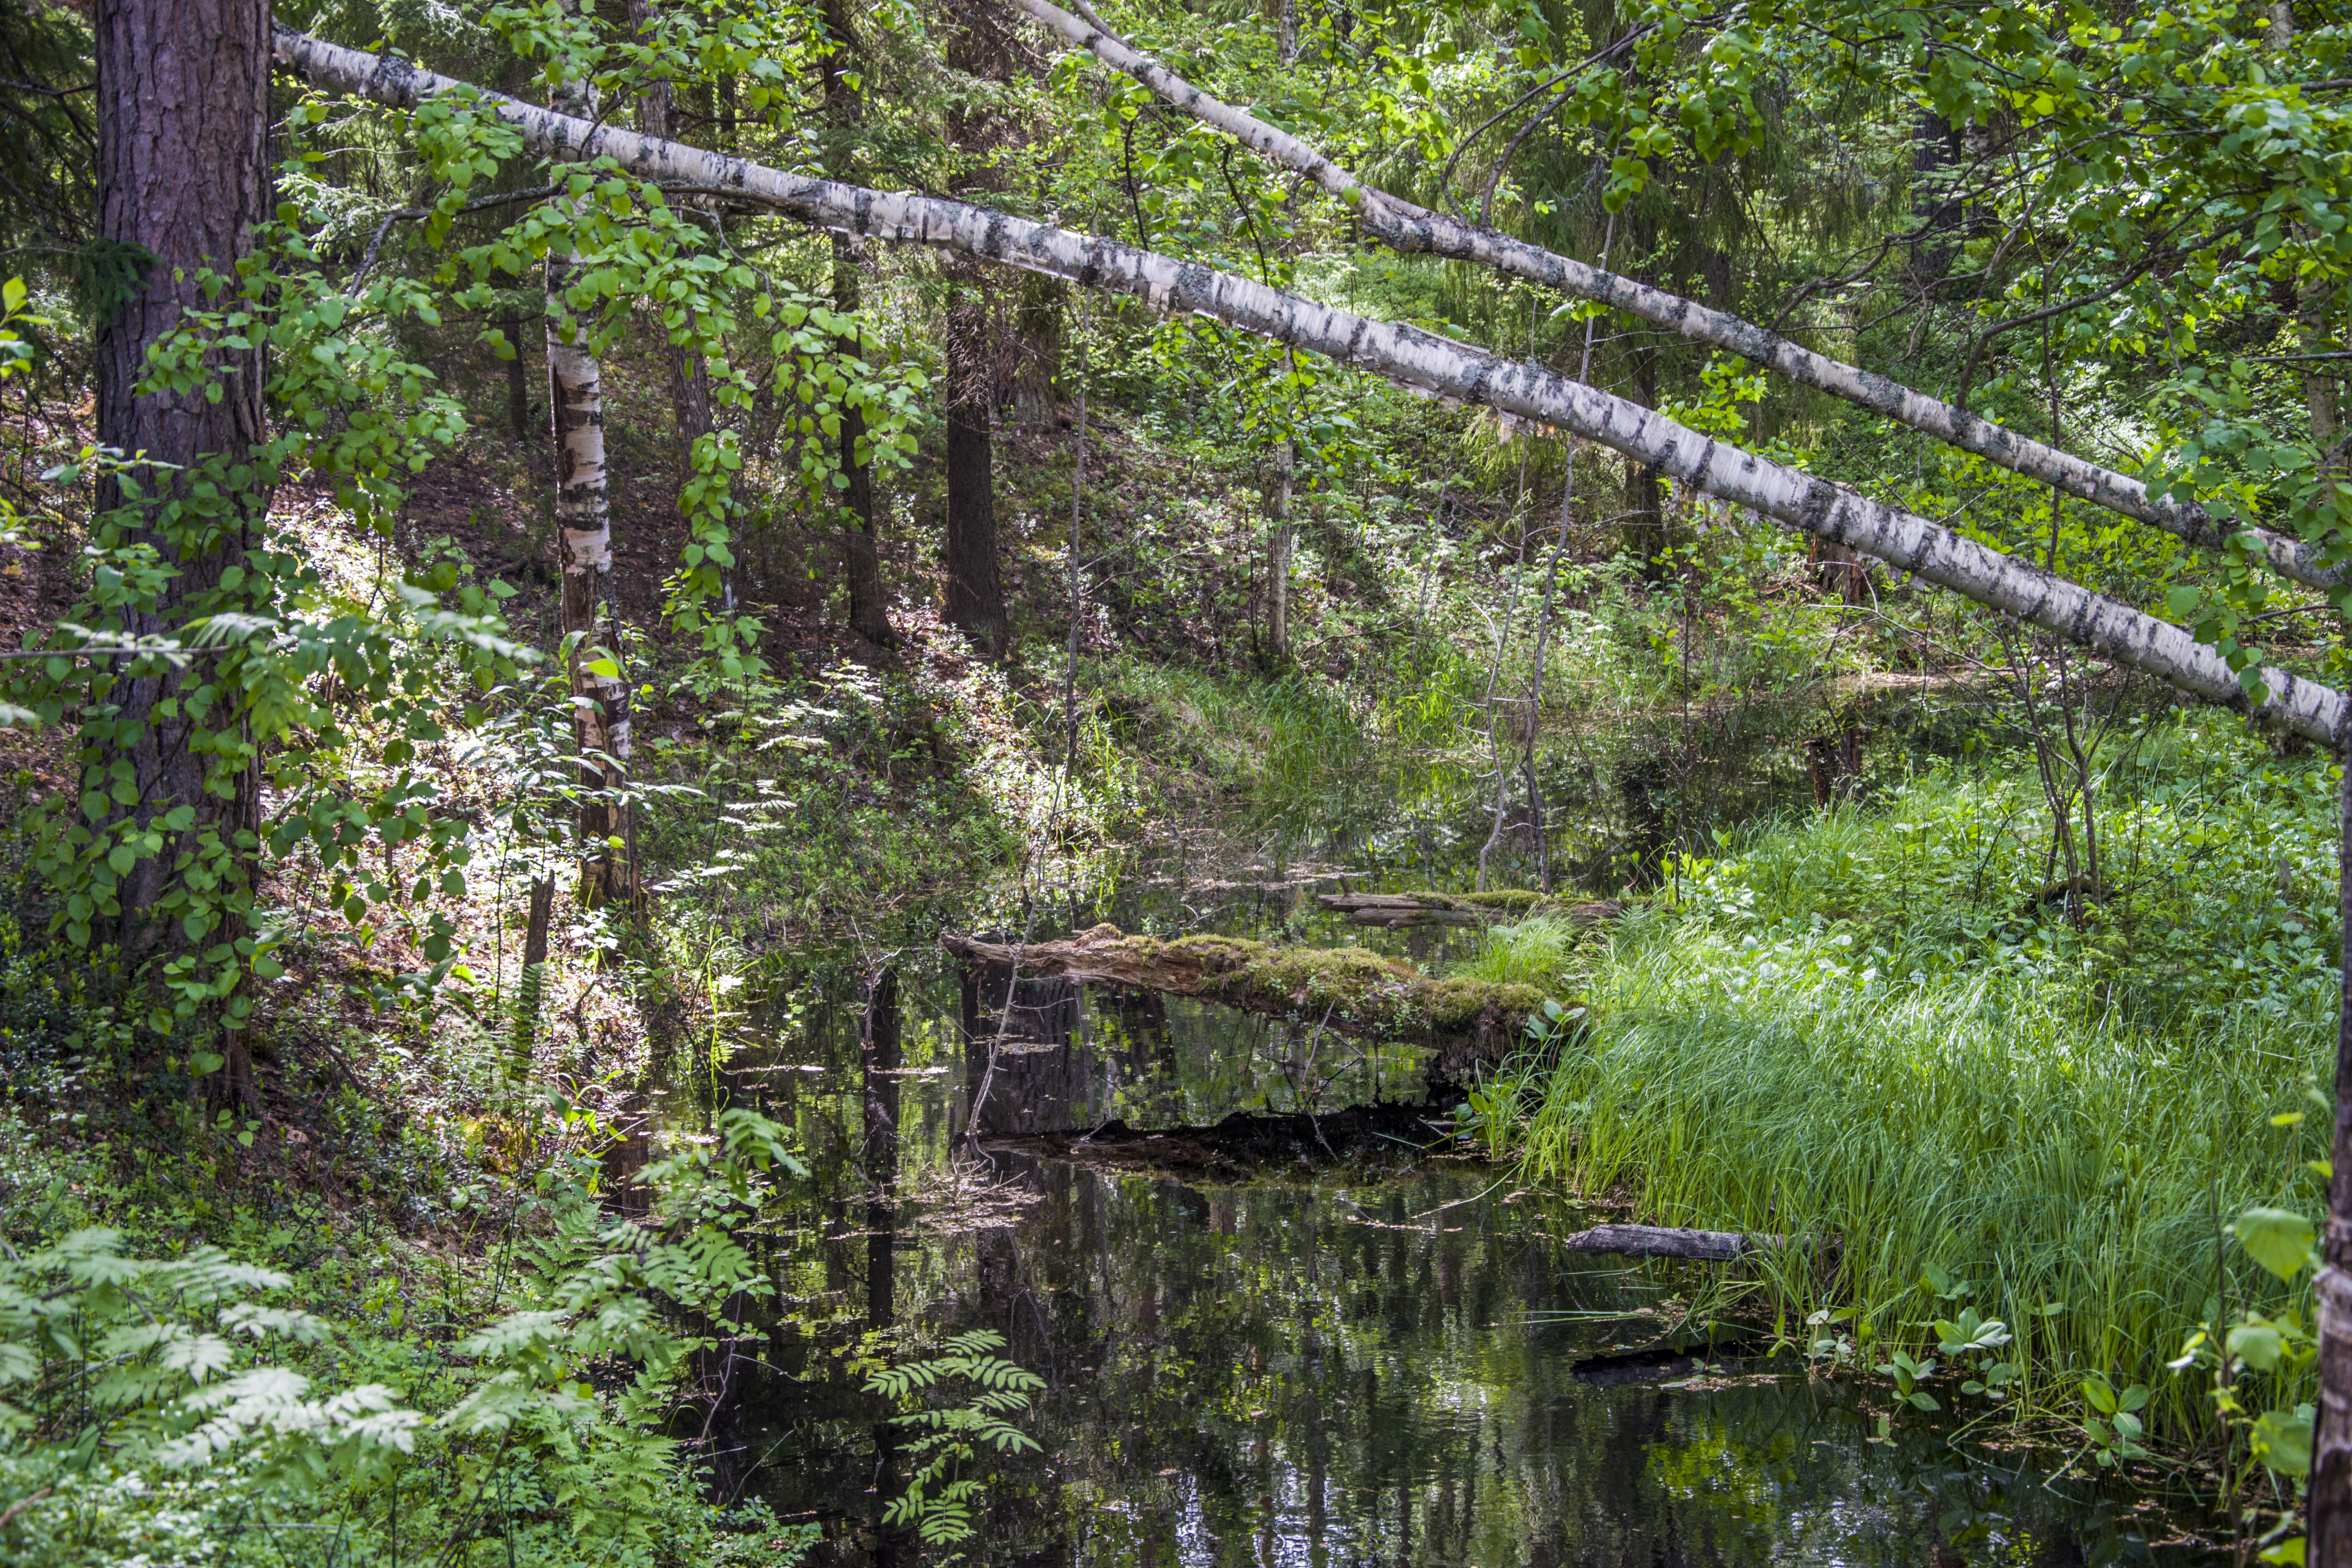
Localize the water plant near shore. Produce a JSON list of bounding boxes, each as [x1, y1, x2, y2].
[[1504, 731, 2339, 1483]]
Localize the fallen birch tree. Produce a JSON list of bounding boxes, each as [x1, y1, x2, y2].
[[271, 22, 2347, 744], [1005, 0, 2344, 592]]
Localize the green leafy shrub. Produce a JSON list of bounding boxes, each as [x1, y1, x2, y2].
[[0, 1105, 814, 1567]]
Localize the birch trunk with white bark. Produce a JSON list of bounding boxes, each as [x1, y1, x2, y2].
[[543, 11, 634, 907], [268, 24, 2349, 747], [1002, 0, 2345, 593]]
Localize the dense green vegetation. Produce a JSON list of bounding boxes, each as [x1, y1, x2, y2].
[[7, 0, 2352, 1559], [1463, 717, 2334, 1470]]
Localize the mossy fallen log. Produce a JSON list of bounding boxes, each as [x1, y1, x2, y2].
[[1317, 890, 1626, 929], [940, 923, 1546, 1062]]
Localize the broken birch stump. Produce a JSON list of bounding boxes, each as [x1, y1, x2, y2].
[[1317, 891, 1626, 929], [939, 923, 1548, 1065], [1559, 1224, 1810, 1261]]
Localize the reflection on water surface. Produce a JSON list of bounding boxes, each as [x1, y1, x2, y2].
[[687, 943, 2202, 1566]]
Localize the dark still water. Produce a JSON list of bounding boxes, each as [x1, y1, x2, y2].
[[667, 933, 2203, 1568]]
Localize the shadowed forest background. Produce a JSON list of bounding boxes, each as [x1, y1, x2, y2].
[[4, 0, 2352, 1563]]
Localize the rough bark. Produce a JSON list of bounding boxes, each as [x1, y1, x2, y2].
[[1005, 0, 2345, 592], [940, 0, 1014, 658], [502, 312, 532, 443], [818, 0, 895, 645], [834, 287, 898, 644], [636, 27, 709, 486], [627, 2, 718, 541], [942, 287, 1007, 656], [98, 0, 273, 927], [1906, 109, 1970, 287], [1625, 345, 1668, 581], [1810, 537, 1873, 604], [270, 27, 2350, 742], [99, 0, 272, 1107], [543, 8, 633, 907], [941, 924, 1543, 1064], [508, 872, 555, 1080]]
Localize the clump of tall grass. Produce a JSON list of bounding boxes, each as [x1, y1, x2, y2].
[[1523, 907, 2328, 1439], [1452, 914, 1597, 991], [1514, 723, 2341, 1444]]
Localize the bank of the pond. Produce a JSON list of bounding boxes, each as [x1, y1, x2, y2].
[[1495, 732, 2341, 1464]]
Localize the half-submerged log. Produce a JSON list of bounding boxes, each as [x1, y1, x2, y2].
[[1319, 893, 1481, 928], [938, 923, 1544, 1062], [1318, 891, 1625, 929], [1561, 1224, 1794, 1262]]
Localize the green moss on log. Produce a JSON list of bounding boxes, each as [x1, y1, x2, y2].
[[939, 925, 1548, 1059], [1399, 889, 1579, 915]]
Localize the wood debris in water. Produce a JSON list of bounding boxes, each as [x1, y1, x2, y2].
[[941, 922, 1549, 1063]]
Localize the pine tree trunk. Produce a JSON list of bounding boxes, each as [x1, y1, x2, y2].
[[96, 0, 272, 931], [627, 0, 716, 548], [98, 0, 272, 1105], [1627, 346, 1668, 582], [817, 0, 895, 644], [940, 0, 1013, 659], [835, 252, 897, 646], [503, 312, 532, 443], [545, 5, 633, 908], [942, 282, 1007, 657]]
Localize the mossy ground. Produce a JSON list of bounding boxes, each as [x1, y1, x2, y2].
[[1156, 931, 1545, 1041]]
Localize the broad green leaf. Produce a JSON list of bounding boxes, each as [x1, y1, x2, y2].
[[2238, 1208, 2318, 1282], [2254, 1406, 2315, 1477]]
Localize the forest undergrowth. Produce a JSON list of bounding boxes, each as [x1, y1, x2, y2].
[[1454, 715, 2339, 1515], [11, 0, 2352, 1551]]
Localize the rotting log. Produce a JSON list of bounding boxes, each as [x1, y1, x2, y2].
[[939, 923, 1545, 1064], [1318, 891, 1625, 929], [1321, 895, 1481, 928], [1560, 1224, 1809, 1261]]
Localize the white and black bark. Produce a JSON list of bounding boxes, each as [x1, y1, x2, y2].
[[272, 25, 2350, 749], [1267, 436, 1293, 661], [544, 6, 633, 907], [1004, 0, 2345, 592]]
